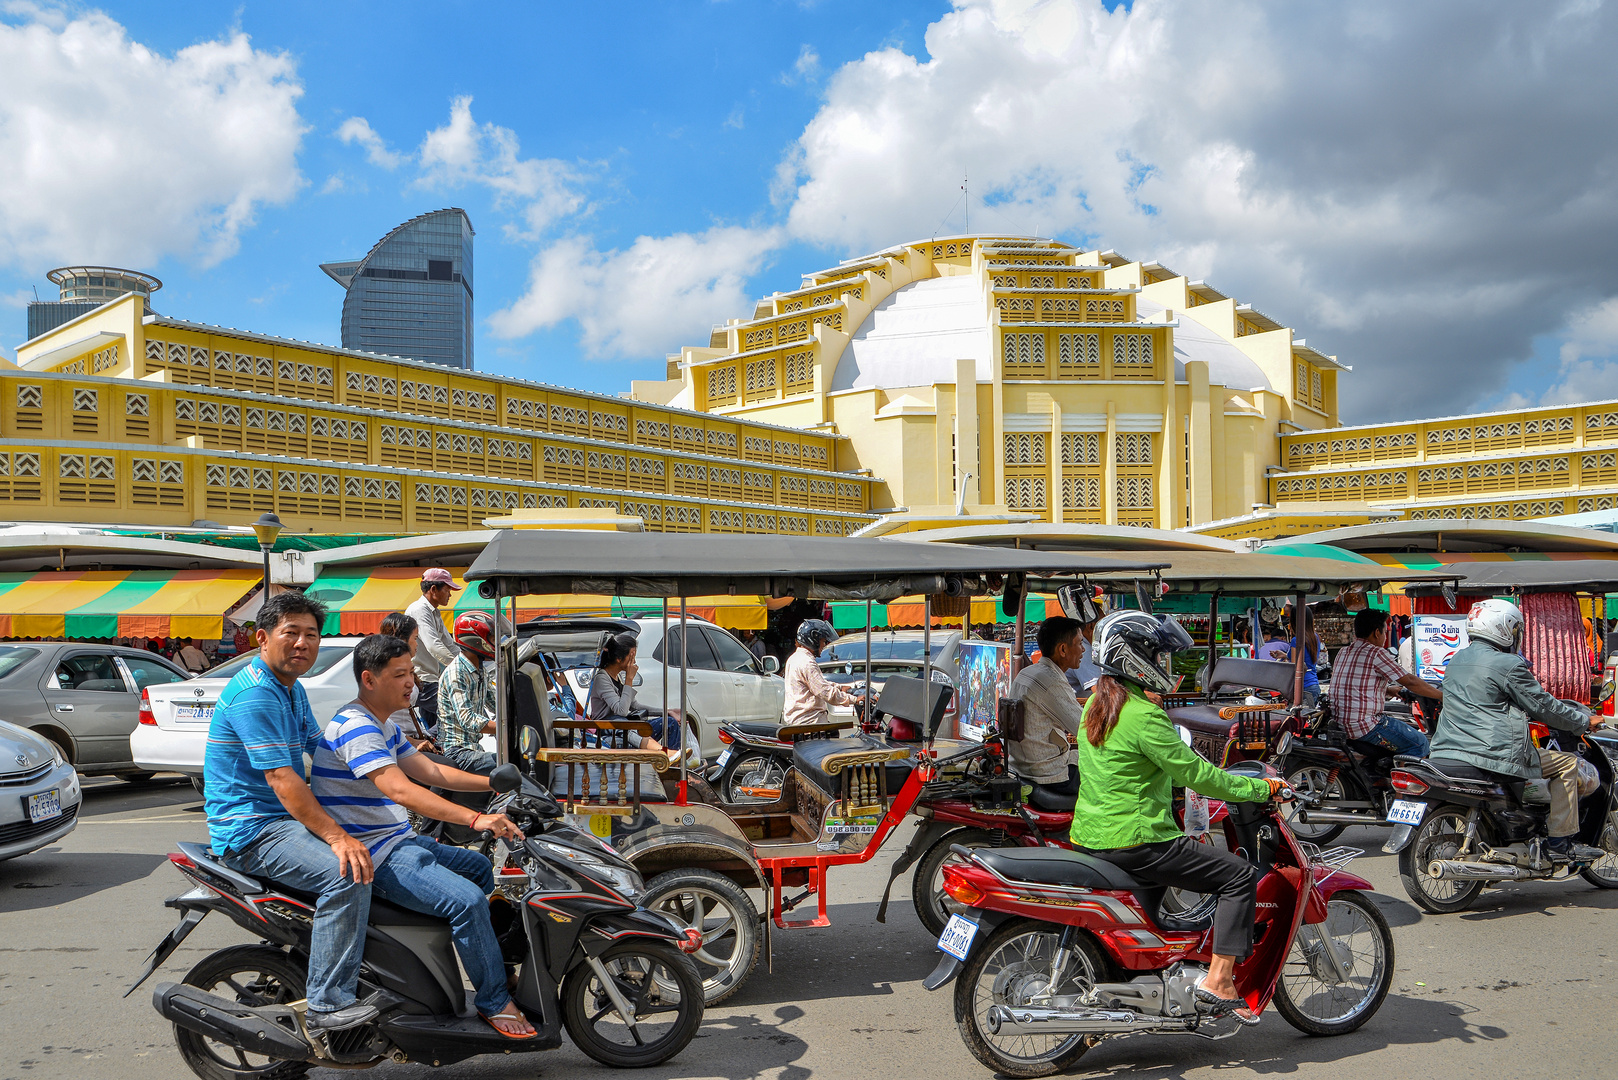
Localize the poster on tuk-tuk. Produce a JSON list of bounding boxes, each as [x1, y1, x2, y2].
[[1412, 615, 1468, 683], [956, 640, 1011, 741]]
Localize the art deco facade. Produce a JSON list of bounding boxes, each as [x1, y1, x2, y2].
[[636, 235, 1347, 530], [6, 293, 876, 537]]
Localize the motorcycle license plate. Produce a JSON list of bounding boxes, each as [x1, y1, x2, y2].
[[716, 748, 731, 768], [26, 789, 62, 823], [937, 914, 979, 961], [1387, 799, 1427, 826]]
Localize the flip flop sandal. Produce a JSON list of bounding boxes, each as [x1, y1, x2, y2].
[[1194, 987, 1261, 1026], [480, 1008, 539, 1040]]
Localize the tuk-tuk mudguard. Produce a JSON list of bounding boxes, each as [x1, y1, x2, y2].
[[616, 822, 768, 893]]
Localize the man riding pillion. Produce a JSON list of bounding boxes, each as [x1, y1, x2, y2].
[[1430, 599, 1605, 864], [1072, 610, 1287, 1024], [310, 634, 535, 1039], [438, 611, 500, 775], [203, 593, 378, 1033], [782, 619, 861, 726], [1332, 609, 1443, 756]]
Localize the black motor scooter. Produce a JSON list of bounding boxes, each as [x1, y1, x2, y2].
[[128, 764, 705, 1075], [710, 687, 870, 802]]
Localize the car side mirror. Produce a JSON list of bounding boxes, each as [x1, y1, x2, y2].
[[633, 673, 644, 687], [489, 762, 522, 794], [762, 655, 780, 674]]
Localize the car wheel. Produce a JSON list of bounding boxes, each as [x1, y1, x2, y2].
[[119, 771, 158, 783], [191, 776, 206, 797]]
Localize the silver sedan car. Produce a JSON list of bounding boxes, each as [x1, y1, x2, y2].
[[0, 718, 82, 861]]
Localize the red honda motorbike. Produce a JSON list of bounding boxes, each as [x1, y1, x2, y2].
[[923, 763, 1394, 1078]]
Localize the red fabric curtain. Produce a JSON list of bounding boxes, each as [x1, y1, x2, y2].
[[1521, 592, 1590, 703]]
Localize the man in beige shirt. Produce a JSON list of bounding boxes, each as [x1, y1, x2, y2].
[[177, 637, 211, 675], [1008, 616, 1087, 796], [782, 619, 859, 725]]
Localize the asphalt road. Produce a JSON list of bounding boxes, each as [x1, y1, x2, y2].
[[3, 777, 1616, 1080]]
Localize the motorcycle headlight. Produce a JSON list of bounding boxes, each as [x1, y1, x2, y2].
[[536, 840, 643, 901]]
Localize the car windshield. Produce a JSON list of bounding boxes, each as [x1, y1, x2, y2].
[[0, 646, 38, 680], [822, 639, 948, 662], [541, 649, 602, 671], [205, 646, 354, 680]]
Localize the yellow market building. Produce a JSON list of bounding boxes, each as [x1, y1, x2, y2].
[[633, 235, 1348, 531], [5, 293, 879, 537]]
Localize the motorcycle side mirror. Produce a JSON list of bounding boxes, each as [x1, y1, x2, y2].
[[519, 725, 541, 759], [489, 762, 523, 794], [1598, 677, 1615, 709], [1440, 581, 1457, 609], [1274, 731, 1293, 759], [1176, 724, 1193, 747]]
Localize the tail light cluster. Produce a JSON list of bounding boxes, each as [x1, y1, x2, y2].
[[940, 864, 985, 907], [716, 729, 734, 745], [1390, 770, 1428, 795], [138, 688, 156, 726]]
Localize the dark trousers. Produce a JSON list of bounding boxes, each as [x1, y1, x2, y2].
[[416, 680, 440, 737], [1080, 835, 1259, 958]]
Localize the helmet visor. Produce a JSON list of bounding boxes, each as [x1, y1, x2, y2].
[[1155, 615, 1195, 654]]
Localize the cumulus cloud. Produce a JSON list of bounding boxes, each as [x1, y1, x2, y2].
[[416, 96, 586, 238], [336, 116, 403, 168], [768, 0, 1618, 420], [490, 226, 783, 358], [0, 9, 304, 269]]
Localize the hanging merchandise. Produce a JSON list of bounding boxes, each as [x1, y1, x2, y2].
[[1521, 592, 1591, 704]]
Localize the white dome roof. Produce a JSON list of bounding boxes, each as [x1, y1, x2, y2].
[[1137, 298, 1272, 391]]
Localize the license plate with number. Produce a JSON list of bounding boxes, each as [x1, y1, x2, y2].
[[26, 789, 62, 823], [1387, 799, 1427, 825], [716, 748, 731, 768], [176, 705, 213, 723], [937, 913, 979, 961]]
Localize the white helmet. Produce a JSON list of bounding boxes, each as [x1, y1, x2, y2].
[[1091, 610, 1195, 694], [1466, 598, 1523, 651]]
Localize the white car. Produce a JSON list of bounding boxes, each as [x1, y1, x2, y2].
[[131, 639, 364, 788], [521, 616, 783, 761], [819, 630, 967, 736]]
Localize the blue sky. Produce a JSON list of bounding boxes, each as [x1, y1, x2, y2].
[[4, 1, 1618, 420]]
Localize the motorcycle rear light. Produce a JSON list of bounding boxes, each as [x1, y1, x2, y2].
[[941, 867, 984, 907], [1528, 722, 1550, 743], [1390, 770, 1428, 795], [138, 688, 156, 726], [717, 729, 734, 745], [168, 851, 197, 870]]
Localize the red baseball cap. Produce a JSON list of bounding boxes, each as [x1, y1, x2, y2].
[[421, 568, 463, 590]]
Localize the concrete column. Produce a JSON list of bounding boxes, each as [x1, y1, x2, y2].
[[1050, 399, 1064, 524], [935, 382, 954, 508], [1104, 401, 1118, 526], [1161, 376, 1178, 529], [955, 358, 980, 506], [989, 333, 1005, 508], [1188, 361, 1212, 524]]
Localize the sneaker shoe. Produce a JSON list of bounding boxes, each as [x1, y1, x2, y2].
[[306, 1002, 379, 1032]]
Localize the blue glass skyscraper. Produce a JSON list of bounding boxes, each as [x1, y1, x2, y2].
[[321, 208, 475, 369]]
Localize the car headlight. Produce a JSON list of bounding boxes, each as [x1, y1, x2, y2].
[[48, 744, 66, 769]]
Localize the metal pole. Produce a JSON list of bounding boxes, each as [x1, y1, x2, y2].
[[661, 598, 669, 720], [679, 597, 689, 800], [1207, 592, 1219, 697], [260, 546, 272, 606], [1011, 588, 1027, 676], [864, 600, 873, 719], [1291, 591, 1307, 707], [495, 579, 510, 765], [922, 595, 934, 740]]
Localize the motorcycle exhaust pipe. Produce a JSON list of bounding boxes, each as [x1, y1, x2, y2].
[[153, 982, 315, 1062], [1426, 859, 1538, 882], [985, 1005, 1193, 1036], [1295, 809, 1388, 827]]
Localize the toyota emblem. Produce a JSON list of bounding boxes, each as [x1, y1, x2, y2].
[[15, 753, 26, 767], [193, 688, 205, 697]]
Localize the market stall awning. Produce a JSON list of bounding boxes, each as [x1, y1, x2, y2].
[[306, 567, 775, 635], [830, 594, 1058, 630], [0, 570, 261, 640]]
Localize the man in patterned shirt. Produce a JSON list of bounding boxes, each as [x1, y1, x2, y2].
[[438, 611, 499, 774], [1331, 609, 1442, 755]]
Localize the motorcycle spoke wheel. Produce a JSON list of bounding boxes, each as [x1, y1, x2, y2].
[[561, 942, 703, 1068], [642, 868, 761, 1005], [1579, 815, 1618, 888], [724, 754, 786, 804], [175, 946, 310, 1080], [1274, 891, 1394, 1035], [1398, 807, 1484, 913], [913, 828, 998, 938], [953, 921, 1102, 1079], [1283, 765, 1349, 843]]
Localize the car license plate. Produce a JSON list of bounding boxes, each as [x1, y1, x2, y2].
[[1387, 799, 1427, 825], [176, 705, 213, 723], [716, 748, 731, 768], [937, 913, 979, 961], [26, 789, 62, 824]]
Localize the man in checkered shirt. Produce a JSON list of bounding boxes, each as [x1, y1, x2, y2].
[[1331, 609, 1443, 756]]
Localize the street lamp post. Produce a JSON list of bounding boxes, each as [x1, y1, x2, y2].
[[251, 513, 284, 613]]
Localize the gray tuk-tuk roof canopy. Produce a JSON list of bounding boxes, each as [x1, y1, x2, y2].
[[464, 530, 1164, 601], [1403, 559, 1618, 595], [1065, 550, 1463, 598]]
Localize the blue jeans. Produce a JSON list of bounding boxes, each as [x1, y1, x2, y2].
[[445, 745, 498, 775], [223, 818, 371, 1014], [1365, 715, 1430, 757], [372, 836, 507, 1016]]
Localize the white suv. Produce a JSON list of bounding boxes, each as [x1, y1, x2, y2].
[[522, 616, 783, 761]]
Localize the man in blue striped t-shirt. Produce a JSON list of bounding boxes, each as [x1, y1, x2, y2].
[[311, 634, 536, 1040]]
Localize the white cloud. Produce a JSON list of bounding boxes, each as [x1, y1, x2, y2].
[[1514, 297, 1618, 406], [490, 226, 783, 358], [768, 0, 1618, 419], [0, 9, 304, 269], [336, 116, 402, 169], [416, 96, 586, 238], [780, 43, 821, 84]]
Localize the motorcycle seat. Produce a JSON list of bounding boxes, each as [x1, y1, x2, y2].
[[1347, 738, 1393, 761], [969, 847, 1213, 934], [177, 841, 448, 928], [728, 720, 786, 739], [1026, 784, 1078, 812], [793, 735, 914, 797]]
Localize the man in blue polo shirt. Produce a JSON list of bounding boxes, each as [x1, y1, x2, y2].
[[204, 591, 377, 1032]]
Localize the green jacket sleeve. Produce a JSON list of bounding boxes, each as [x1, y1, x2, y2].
[[1500, 654, 1590, 732], [1135, 705, 1272, 803]]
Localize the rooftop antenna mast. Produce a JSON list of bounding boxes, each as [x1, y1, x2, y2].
[[962, 170, 968, 233]]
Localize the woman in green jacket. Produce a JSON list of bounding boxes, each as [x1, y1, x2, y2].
[[1075, 610, 1285, 1021]]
